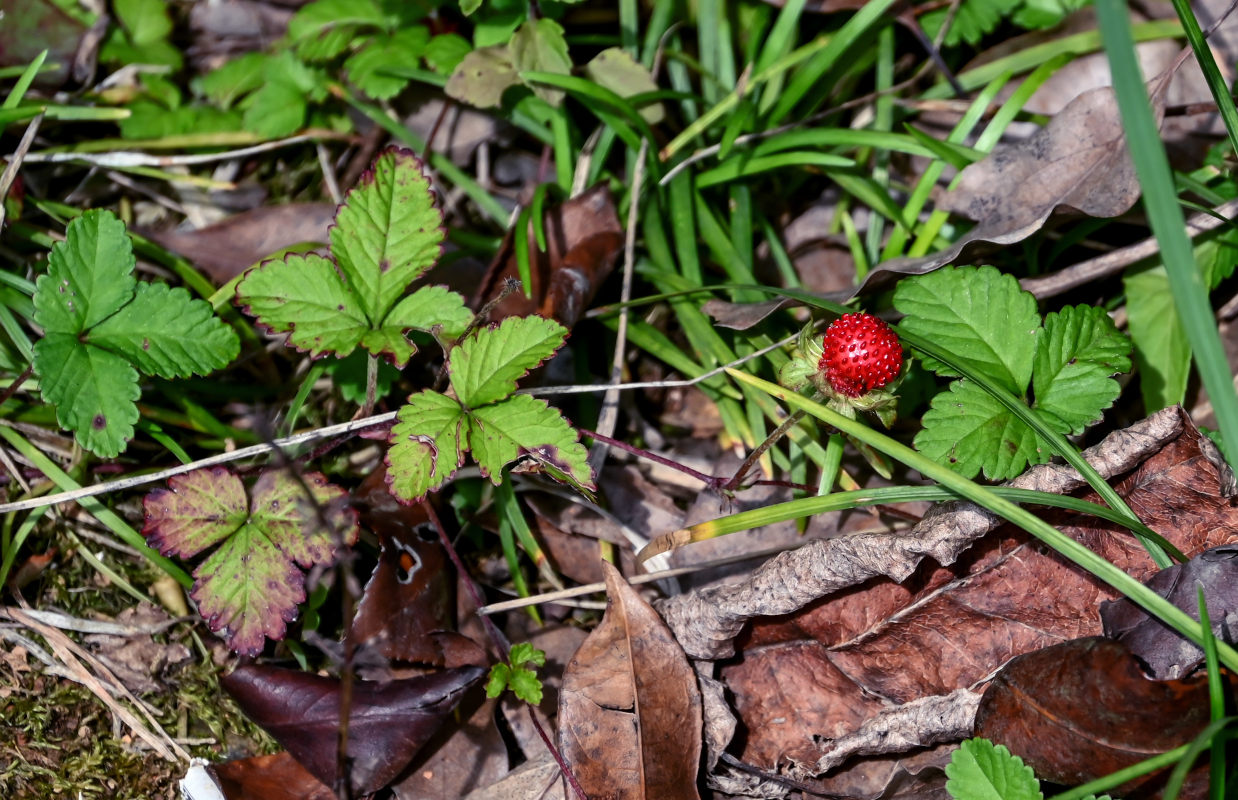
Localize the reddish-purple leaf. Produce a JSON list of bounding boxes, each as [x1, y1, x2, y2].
[[143, 467, 359, 656], [222, 664, 484, 796]]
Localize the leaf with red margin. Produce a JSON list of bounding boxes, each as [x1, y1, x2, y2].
[[143, 468, 358, 656], [222, 664, 485, 796]]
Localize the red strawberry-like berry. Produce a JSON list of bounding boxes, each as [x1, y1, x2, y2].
[[818, 313, 902, 398]]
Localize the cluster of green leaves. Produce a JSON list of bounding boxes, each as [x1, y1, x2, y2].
[[485, 642, 547, 704], [894, 266, 1132, 481], [385, 314, 595, 503], [144, 467, 358, 656], [921, 0, 1092, 47], [100, 0, 182, 71], [31, 210, 239, 457], [946, 738, 1111, 800], [236, 146, 471, 366]]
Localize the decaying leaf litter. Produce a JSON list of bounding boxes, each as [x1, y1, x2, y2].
[[6, 0, 1238, 798]]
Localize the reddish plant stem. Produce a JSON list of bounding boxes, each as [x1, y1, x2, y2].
[[722, 409, 806, 492], [420, 499, 590, 800], [580, 429, 719, 487], [0, 365, 33, 410]]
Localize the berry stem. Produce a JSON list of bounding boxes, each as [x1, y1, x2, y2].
[[722, 409, 808, 492]]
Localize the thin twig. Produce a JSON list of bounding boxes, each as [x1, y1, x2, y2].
[[0, 112, 43, 230], [722, 409, 807, 492], [21, 133, 349, 168]]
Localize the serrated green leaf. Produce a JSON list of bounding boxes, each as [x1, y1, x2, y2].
[[1125, 265, 1190, 412], [583, 48, 665, 124], [33, 333, 140, 458], [34, 210, 135, 333], [89, 282, 239, 378], [192, 522, 306, 658], [249, 470, 356, 567], [114, 0, 173, 46], [425, 34, 472, 75], [510, 642, 546, 668], [921, 0, 1022, 47], [345, 27, 429, 100], [384, 284, 473, 340], [237, 252, 370, 359], [915, 379, 1047, 481], [1032, 305, 1130, 435], [288, 0, 387, 41], [143, 467, 249, 558], [460, 0, 483, 15], [508, 667, 543, 705], [468, 394, 593, 489], [331, 148, 445, 321], [945, 738, 1042, 800], [196, 53, 268, 109], [387, 391, 467, 503], [449, 316, 566, 407], [894, 266, 1040, 395], [242, 80, 306, 138], [485, 663, 511, 697], [445, 46, 521, 108], [509, 19, 572, 107], [297, 25, 357, 62]]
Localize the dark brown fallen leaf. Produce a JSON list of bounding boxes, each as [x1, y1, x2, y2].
[[208, 752, 335, 800], [392, 694, 511, 799], [474, 185, 623, 327], [140, 203, 336, 285], [854, 78, 1169, 298], [1102, 543, 1238, 679], [558, 561, 703, 800], [222, 663, 484, 796], [975, 637, 1229, 798]]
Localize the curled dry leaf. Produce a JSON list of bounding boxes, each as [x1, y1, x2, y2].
[[558, 561, 703, 800], [222, 663, 484, 796], [975, 637, 1233, 796], [854, 80, 1168, 298]]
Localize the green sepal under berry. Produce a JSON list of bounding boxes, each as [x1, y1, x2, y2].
[[32, 209, 239, 457], [777, 321, 903, 427], [386, 316, 595, 504], [236, 147, 472, 367]]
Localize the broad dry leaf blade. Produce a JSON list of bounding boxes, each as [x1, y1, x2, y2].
[[558, 561, 703, 800]]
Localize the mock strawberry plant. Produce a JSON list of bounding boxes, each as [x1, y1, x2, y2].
[[236, 146, 472, 368], [143, 466, 358, 656], [32, 210, 239, 457], [780, 311, 905, 427], [385, 314, 596, 504], [895, 265, 1132, 481]]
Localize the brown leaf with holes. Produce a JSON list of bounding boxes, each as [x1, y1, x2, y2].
[[474, 186, 623, 327], [558, 561, 702, 800], [707, 413, 1238, 796], [975, 637, 1233, 798]]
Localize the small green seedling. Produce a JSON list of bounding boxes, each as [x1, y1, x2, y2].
[[32, 210, 239, 457], [895, 266, 1132, 481], [385, 314, 596, 503], [236, 146, 472, 368], [143, 466, 359, 656], [486, 642, 547, 705]]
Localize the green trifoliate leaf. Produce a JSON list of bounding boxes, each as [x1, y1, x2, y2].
[[915, 379, 1047, 481], [510, 642, 546, 668], [33, 334, 140, 458], [945, 738, 1042, 800], [469, 394, 593, 491], [449, 315, 567, 407], [197, 52, 267, 109], [387, 391, 468, 503], [34, 209, 135, 333], [1032, 305, 1131, 435], [144, 468, 358, 657], [90, 282, 244, 378], [345, 27, 429, 100], [237, 148, 469, 367], [894, 265, 1039, 395], [32, 210, 238, 456], [508, 19, 572, 107], [332, 147, 445, 322]]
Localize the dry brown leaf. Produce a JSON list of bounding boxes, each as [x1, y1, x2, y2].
[[392, 696, 511, 799], [711, 412, 1238, 793], [855, 80, 1168, 297], [558, 561, 703, 800]]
